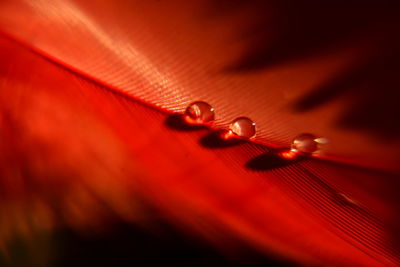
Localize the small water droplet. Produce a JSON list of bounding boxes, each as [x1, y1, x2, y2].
[[291, 133, 327, 154], [229, 117, 256, 138], [337, 193, 358, 206], [184, 101, 215, 125]]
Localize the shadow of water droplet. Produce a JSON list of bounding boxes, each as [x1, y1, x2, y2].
[[200, 130, 245, 148], [246, 151, 303, 171], [165, 113, 207, 131]]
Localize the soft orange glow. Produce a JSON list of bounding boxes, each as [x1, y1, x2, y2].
[[183, 115, 199, 125], [221, 130, 235, 140], [279, 149, 299, 160]]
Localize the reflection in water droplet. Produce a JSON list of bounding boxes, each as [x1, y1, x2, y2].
[[291, 133, 327, 154], [184, 101, 215, 125], [229, 117, 256, 138]]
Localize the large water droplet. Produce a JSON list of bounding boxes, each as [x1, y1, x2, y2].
[[184, 101, 215, 125], [291, 133, 327, 154], [229, 117, 256, 138]]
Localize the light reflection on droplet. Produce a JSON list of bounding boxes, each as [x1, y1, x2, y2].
[[279, 149, 299, 160], [184, 101, 215, 125], [229, 117, 256, 139], [221, 130, 235, 140], [291, 133, 328, 154]]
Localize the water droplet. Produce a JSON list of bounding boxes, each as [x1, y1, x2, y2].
[[336, 193, 358, 206], [184, 101, 215, 125], [229, 117, 256, 138], [291, 133, 327, 154]]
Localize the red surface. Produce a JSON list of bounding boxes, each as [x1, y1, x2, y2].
[[0, 33, 399, 265], [0, 1, 400, 265], [1, 0, 399, 171]]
